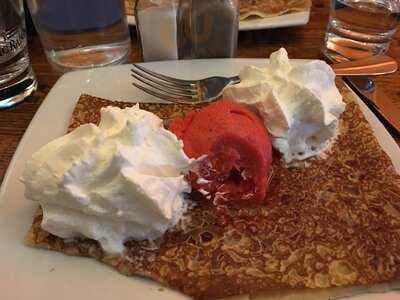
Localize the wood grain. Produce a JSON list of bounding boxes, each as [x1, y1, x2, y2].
[[0, 0, 399, 185]]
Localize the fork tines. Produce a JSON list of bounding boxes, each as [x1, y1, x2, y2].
[[131, 64, 199, 104]]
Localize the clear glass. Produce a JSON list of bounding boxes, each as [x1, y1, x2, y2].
[[323, 0, 400, 62], [26, 0, 131, 72], [135, 0, 179, 62], [135, 0, 239, 62], [0, 0, 37, 109], [177, 0, 239, 59]]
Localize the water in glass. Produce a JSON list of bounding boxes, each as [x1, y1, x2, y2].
[[27, 0, 131, 71], [0, 0, 37, 108], [323, 0, 400, 61]]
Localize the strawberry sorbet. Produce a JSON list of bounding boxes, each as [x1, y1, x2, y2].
[[169, 100, 272, 205]]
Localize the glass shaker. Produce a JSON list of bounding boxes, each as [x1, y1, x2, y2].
[[177, 0, 239, 59], [135, 0, 179, 62]]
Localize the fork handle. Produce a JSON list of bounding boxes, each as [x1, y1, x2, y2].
[[331, 55, 398, 76], [230, 75, 241, 84]]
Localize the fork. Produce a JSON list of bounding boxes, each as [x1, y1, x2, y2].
[[131, 55, 398, 104], [131, 63, 240, 104]]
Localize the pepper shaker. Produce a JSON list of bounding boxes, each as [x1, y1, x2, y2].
[[177, 0, 239, 59], [135, 0, 179, 61]]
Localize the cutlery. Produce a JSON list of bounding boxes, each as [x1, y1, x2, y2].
[[331, 55, 398, 76], [325, 52, 399, 135], [131, 55, 398, 104], [344, 76, 400, 134]]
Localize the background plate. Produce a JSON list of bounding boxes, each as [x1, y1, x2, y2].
[[0, 59, 399, 300], [127, 11, 310, 31]]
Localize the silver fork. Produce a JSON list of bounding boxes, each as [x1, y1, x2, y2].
[[131, 55, 398, 104], [131, 64, 240, 104]]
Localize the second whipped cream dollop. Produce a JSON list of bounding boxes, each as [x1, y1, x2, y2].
[[224, 48, 346, 163], [22, 105, 193, 254]]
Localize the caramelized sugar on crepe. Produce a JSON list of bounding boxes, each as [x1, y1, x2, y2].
[[25, 89, 400, 299], [240, 0, 312, 20]]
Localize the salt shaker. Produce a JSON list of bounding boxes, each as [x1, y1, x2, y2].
[[177, 0, 239, 59], [135, 0, 179, 61]]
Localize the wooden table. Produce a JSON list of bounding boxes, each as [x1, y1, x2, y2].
[[0, 0, 399, 184]]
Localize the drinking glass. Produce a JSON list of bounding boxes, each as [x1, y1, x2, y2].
[[0, 0, 37, 109], [323, 0, 400, 61], [26, 0, 131, 72]]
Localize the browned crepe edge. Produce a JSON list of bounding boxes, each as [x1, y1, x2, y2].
[[24, 88, 400, 299]]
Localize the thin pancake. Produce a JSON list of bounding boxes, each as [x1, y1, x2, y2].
[[25, 86, 400, 299], [240, 0, 311, 20]]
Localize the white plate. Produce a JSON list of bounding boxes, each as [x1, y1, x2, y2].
[[0, 59, 399, 300], [127, 11, 310, 31]]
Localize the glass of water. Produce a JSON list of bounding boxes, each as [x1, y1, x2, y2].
[[26, 0, 131, 72], [0, 0, 37, 109], [323, 0, 400, 61]]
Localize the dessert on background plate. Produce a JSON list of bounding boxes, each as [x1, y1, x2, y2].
[[21, 50, 400, 299], [240, 0, 311, 20]]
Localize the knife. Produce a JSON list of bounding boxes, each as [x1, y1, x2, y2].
[[344, 76, 400, 135], [324, 53, 400, 135]]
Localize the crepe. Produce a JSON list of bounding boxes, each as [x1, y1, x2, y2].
[[25, 88, 400, 299], [240, 0, 311, 20]]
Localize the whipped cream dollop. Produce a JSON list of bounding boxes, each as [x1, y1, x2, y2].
[[22, 105, 193, 254], [224, 48, 346, 163]]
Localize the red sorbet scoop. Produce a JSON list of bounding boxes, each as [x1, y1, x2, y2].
[[169, 100, 272, 205]]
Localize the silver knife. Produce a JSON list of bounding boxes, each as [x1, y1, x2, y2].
[[344, 76, 400, 134], [324, 53, 400, 134]]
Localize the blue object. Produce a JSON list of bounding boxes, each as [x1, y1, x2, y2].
[[34, 0, 123, 32]]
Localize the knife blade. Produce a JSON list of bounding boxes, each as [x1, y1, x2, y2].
[[344, 76, 400, 135], [324, 53, 399, 135]]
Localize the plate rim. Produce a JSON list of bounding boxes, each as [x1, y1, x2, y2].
[[1, 59, 399, 300], [126, 10, 311, 31]]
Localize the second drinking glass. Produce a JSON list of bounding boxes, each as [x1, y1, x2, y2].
[[27, 0, 131, 72], [323, 0, 400, 61]]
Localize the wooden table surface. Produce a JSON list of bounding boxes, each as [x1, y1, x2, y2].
[[0, 0, 399, 185]]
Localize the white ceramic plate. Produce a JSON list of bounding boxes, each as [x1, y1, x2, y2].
[[127, 11, 310, 31], [0, 59, 399, 300]]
